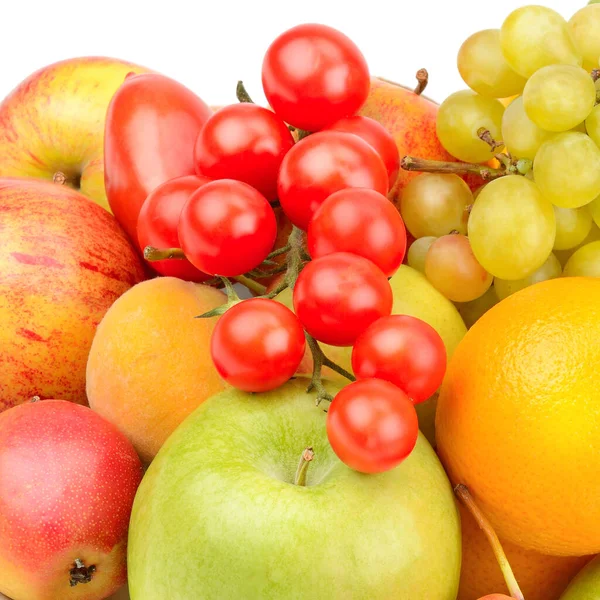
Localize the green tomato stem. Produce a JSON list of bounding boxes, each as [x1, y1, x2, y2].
[[233, 275, 266, 296], [455, 484, 524, 600], [143, 246, 186, 261], [236, 81, 254, 104], [294, 447, 314, 486]]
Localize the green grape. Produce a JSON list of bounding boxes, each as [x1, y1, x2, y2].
[[523, 65, 596, 133], [400, 173, 473, 238], [424, 234, 493, 302], [501, 96, 555, 160], [500, 5, 582, 78], [436, 90, 505, 163], [455, 286, 499, 329], [589, 195, 600, 228], [553, 206, 593, 250], [457, 29, 526, 98], [590, 0, 600, 4], [585, 104, 600, 148], [564, 241, 600, 276], [468, 176, 556, 280], [494, 252, 562, 300], [555, 222, 600, 266], [534, 132, 600, 208], [570, 5, 600, 71], [407, 236, 437, 273]]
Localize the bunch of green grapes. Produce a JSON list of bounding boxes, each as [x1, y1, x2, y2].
[[405, 3, 600, 328]]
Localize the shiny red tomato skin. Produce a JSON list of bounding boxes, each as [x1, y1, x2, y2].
[[278, 131, 389, 230], [293, 252, 393, 347], [137, 175, 211, 282], [326, 378, 419, 473], [211, 299, 306, 392], [352, 315, 447, 404], [326, 115, 400, 187], [262, 24, 370, 131], [105, 73, 212, 245], [178, 179, 277, 277], [307, 188, 407, 277], [194, 104, 294, 201]]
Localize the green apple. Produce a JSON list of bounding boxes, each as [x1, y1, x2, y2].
[[560, 556, 600, 599], [128, 379, 461, 599]]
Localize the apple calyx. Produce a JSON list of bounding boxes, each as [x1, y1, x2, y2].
[[294, 447, 315, 486], [69, 558, 96, 587]]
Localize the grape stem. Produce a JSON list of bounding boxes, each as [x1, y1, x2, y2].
[[401, 156, 507, 180], [477, 128, 504, 151], [591, 69, 600, 83], [455, 484, 525, 600]]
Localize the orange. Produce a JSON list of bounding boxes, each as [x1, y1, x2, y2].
[[458, 503, 592, 600], [436, 277, 600, 556]]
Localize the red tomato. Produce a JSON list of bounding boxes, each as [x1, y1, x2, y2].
[[278, 131, 388, 230], [137, 175, 211, 282], [211, 298, 306, 392], [194, 103, 294, 201], [326, 116, 400, 187], [307, 188, 407, 277], [105, 73, 212, 245], [261, 24, 370, 131], [293, 252, 393, 346], [327, 378, 419, 473], [352, 315, 447, 404], [178, 179, 277, 277]]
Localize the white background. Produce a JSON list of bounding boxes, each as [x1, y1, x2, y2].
[[0, 0, 586, 108]]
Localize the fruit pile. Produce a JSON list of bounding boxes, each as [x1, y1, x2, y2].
[[1, 2, 600, 600]]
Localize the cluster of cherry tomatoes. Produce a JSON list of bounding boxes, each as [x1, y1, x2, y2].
[[138, 23, 447, 474]]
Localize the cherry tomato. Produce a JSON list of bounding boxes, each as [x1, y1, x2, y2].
[[211, 298, 306, 392], [352, 315, 447, 404], [105, 73, 212, 245], [194, 104, 294, 201], [327, 378, 419, 473], [326, 116, 400, 187], [307, 188, 407, 277], [137, 175, 211, 281], [278, 131, 388, 230], [262, 24, 370, 131], [293, 252, 393, 346], [178, 180, 277, 277]]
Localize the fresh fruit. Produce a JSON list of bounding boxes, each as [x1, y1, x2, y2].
[[522, 65, 596, 132], [584, 104, 600, 149], [193, 103, 294, 201], [560, 555, 600, 600], [555, 222, 600, 267], [436, 91, 505, 163], [400, 173, 472, 238], [0, 400, 142, 600], [534, 132, 600, 209], [307, 188, 407, 277], [86, 277, 226, 463], [0, 57, 149, 211], [407, 236, 437, 273], [326, 115, 400, 186], [455, 286, 499, 329], [293, 253, 393, 346], [425, 234, 493, 302], [277, 131, 389, 230], [494, 252, 562, 299], [261, 24, 370, 131], [327, 378, 419, 473], [500, 5, 582, 78], [137, 175, 211, 280], [104, 73, 212, 243], [569, 4, 600, 71], [436, 277, 600, 555], [563, 241, 600, 277], [178, 179, 277, 277], [0, 178, 144, 412], [457, 29, 526, 98], [468, 176, 555, 280], [553, 206, 593, 251], [210, 299, 305, 392], [352, 315, 447, 403], [127, 379, 461, 599]]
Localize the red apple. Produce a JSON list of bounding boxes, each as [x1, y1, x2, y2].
[[0, 178, 145, 413], [0, 399, 143, 600]]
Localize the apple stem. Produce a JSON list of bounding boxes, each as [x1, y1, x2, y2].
[[236, 80, 254, 104], [414, 69, 429, 95], [69, 558, 96, 587], [455, 484, 525, 600], [401, 156, 507, 181], [143, 246, 186, 261], [294, 447, 315, 486]]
